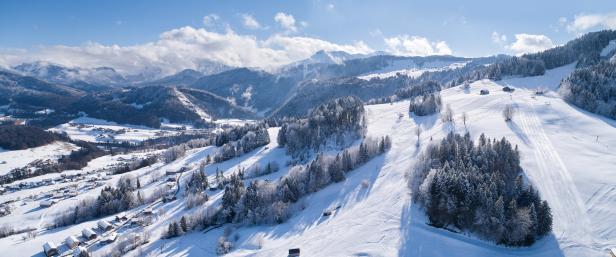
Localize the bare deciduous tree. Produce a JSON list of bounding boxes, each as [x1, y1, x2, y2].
[[415, 126, 422, 145], [503, 104, 515, 122]]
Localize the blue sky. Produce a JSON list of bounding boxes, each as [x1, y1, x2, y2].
[[1, 0, 615, 74]]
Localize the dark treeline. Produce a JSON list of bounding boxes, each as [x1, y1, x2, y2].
[[455, 30, 616, 84], [0, 125, 64, 150], [364, 80, 442, 105], [213, 124, 270, 163], [277, 96, 366, 160], [410, 133, 552, 246], [215, 123, 268, 147], [220, 136, 391, 225], [409, 92, 442, 116], [560, 60, 616, 119], [411, 30, 616, 89], [395, 81, 442, 100]]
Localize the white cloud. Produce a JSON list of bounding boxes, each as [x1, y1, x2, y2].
[[369, 29, 383, 37], [566, 13, 616, 33], [326, 4, 335, 11], [507, 34, 555, 54], [264, 35, 371, 60], [202, 14, 220, 27], [242, 14, 261, 29], [1, 26, 373, 75], [274, 12, 297, 32], [384, 35, 452, 56], [491, 32, 507, 44]]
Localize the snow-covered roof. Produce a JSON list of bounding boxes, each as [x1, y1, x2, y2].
[[43, 242, 57, 251], [82, 228, 96, 238], [65, 235, 79, 246], [97, 220, 112, 229]]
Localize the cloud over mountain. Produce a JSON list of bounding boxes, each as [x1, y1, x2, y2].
[[0, 26, 372, 76]]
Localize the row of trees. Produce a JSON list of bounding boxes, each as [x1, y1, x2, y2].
[[277, 96, 366, 160], [0, 125, 61, 150], [409, 93, 442, 116], [220, 136, 391, 225], [214, 123, 268, 147], [410, 133, 552, 246], [395, 81, 442, 100], [213, 124, 270, 163]]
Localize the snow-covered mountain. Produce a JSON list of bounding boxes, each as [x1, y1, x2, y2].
[[195, 59, 234, 76], [143, 69, 204, 87], [13, 61, 129, 87], [294, 50, 368, 66]]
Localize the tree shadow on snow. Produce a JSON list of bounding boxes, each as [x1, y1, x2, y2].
[[398, 203, 566, 257], [264, 155, 387, 240], [507, 121, 531, 146], [410, 113, 438, 130]]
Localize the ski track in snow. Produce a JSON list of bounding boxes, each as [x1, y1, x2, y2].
[[516, 97, 595, 251]]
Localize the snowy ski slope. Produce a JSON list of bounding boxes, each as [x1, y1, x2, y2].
[[140, 65, 615, 257]]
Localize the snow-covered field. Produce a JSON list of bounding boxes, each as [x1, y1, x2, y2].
[[1, 64, 615, 257], [358, 59, 467, 80], [49, 116, 181, 143], [0, 142, 77, 176]]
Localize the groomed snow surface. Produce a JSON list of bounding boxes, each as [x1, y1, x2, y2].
[[1, 65, 615, 257]]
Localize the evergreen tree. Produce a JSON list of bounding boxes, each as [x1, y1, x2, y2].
[[180, 216, 188, 233]]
